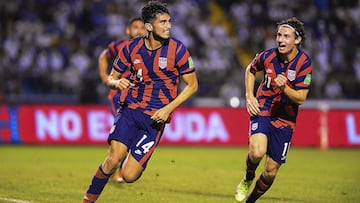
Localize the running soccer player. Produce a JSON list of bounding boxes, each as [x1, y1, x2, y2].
[[234, 17, 312, 202], [98, 17, 145, 183], [82, 1, 198, 202]]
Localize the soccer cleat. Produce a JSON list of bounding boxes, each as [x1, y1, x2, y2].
[[235, 178, 253, 202], [117, 177, 124, 183], [83, 196, 95, 203], [117, 169, 124, 183]]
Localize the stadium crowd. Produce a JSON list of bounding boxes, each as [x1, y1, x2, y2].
[[1, 0, 359, 105]]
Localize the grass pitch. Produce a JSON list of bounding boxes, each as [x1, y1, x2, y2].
[[0, 146, 359, 203]]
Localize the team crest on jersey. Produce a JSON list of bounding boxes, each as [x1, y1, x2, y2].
[[251, 122, 258, 131], [159, 57, 167, 69], [287, 70, 296, 81]]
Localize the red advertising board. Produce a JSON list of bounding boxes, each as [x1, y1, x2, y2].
[[17, 105, 114, 144], [0, 105, 360, 147]]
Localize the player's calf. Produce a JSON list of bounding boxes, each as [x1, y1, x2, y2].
[[122, 171, 143, 183], [121, 163, 144, 183]]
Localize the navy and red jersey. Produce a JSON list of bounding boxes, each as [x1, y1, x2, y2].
[[250, 48, 312, 128], [105, 39, 132, 116], [107, 39, 128, 59], [106, 39, 132, 82], [113, 37, 195, 116]]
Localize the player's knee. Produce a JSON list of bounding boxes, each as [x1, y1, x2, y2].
[[250, 150, 266, 161], [122, 171, 142, 183], [263, 167, 278, 179]]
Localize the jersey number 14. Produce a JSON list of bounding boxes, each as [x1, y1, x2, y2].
[[136, 134, 155, 154]]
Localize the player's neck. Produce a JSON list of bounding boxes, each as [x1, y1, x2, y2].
[[280, 48, 299, 63], [144, 35, 164, 50]]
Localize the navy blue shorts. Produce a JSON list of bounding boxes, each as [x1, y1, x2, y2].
[[108, 107, 165, 168], [249, 116, 293, 164]]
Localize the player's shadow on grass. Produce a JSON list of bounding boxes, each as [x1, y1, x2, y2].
[[263, 196, 312, 202], [108, 180, 127, 188], [108, 181, 230, 200], [109, 182, 229, 199], [166, 188, 230, 199]]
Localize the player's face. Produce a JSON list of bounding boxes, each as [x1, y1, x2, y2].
[[150, 13, 171, 40], [128, 20, 145, 38], [276, 26, 300, 55]]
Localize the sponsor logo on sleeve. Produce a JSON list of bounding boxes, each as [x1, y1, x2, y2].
[[304, 74, 311, 85], [188, 57, 194, 68]]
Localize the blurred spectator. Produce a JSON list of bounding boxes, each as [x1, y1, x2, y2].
[[0, 0, 359, 105], [324, 78, 343, 99]]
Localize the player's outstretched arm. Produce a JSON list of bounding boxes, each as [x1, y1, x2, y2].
[[245, 64, 260, 116], [151, 72, 198, 123], [98, 49, 110, 85], [107, 68, 134, 90]]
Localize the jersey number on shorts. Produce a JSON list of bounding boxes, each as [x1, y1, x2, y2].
[[282, 142, 290, 157], [136, 134, 154, 154]]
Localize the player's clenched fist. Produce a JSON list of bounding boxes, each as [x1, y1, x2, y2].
[[116, 78, 135, 90], [274, 73, 287, 90]]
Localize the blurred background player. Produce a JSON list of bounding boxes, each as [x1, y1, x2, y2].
[[235, 17, 312, 202], [99, 16, 145, 115], [82, 1, 198, 202], [98, 17, 145, 183]]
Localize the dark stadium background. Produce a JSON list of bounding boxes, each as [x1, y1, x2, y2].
[[0, 0, 359, 147], [1, 0, 359, 105]]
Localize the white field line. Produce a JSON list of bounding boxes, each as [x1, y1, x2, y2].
[[0, 197, 32, 203]]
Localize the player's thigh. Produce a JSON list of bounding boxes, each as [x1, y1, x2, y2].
[[107, 140, 129, 161], [102, 140, 129, 173], [249, 133, 268, 157], [107, 107, 137, 146], [121, 128, 162, 182], [129, 128, 162, 168], [268, 126, 293, 164], [121, 130, 153, 182], [249, 116, 271, 157]]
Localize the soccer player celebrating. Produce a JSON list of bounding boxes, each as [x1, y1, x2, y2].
[[98, 16, 145, 183], [83, 1, 198, 202], [235, 17, 312, 202]]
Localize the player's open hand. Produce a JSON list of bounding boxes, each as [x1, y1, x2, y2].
[[275, 73, 287, 91], [116, 78, 135, 90], [246, 96, 260, 116], [151, 107, 171, 123]]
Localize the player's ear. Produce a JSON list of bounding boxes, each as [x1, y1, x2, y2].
[[125, 27, 130, 36], [295, 36, 302, 46], [145, 23, 153, 32]]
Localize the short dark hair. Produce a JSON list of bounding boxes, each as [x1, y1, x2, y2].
[[277, 17, 306, 45], [141, 1, 170, 23], [127, 16, 143, 27]]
